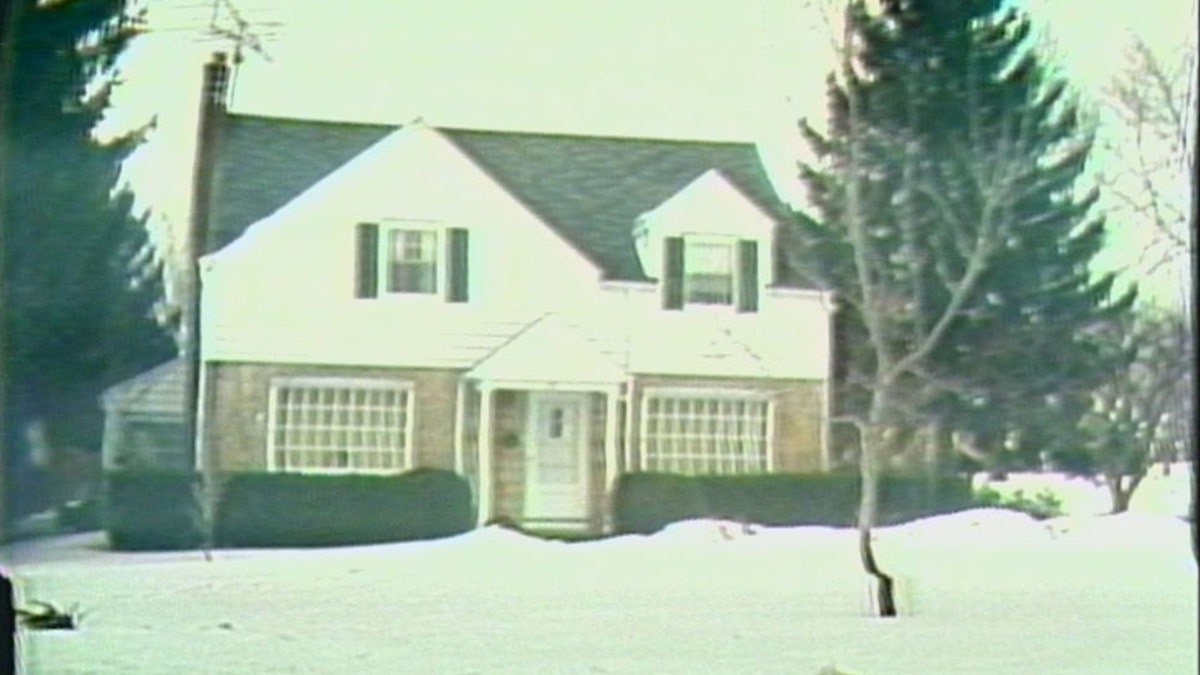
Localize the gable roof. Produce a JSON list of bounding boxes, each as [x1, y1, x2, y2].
[[440, 129, 793, 281], [209, 115, 393, 253], [100, 358, 185, 415], [207, 114, 797, 282]]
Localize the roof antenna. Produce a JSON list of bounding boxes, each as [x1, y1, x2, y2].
[[203, 0, 278, 106]]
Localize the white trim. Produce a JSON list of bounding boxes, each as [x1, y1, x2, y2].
[[681, 233, 738, 308], [265, 384, 280, 473], [604, 385, 620, 490], [637, 386, 648, 473], [640, 386, 774, 400], [477, 384, 495, 526], [638, 388, 775, 475], [468, 379, 619, 393], [194, 362, 209, 472], [765, 398, 777, 473], [376, 220, 446, 298], [454, 379, 467, 476], [623, 377, 636, 474], [269, 376, 413, 391], [265, 377, 415, 475], [523, 391, 591, 524]]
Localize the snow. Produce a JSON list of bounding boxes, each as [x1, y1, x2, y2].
[[4, 467, 1195, 674]]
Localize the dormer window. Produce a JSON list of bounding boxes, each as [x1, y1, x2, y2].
[[663, 235, 758, 312], [355, 222, 469, 302], [684, 239, 734, 305]]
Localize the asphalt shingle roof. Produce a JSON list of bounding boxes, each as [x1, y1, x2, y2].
[[208, 114, 797, 282]]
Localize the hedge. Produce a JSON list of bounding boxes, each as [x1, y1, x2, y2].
[[613, 471, 975, 534], [215, 468, 474, 547], [103, 470, 203, 550]]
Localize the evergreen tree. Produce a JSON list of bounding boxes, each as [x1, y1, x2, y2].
[[787, 0, 1134, 614], [793, 0, 1133, 473], [1, 0, 172, 518]]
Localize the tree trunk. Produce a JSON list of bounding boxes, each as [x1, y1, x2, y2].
[[859, 401, 897, 617], [1105, 473, 1144, 514]]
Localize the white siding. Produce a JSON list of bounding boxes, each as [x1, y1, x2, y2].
[[200, 126, 832, 384], [633, 169, 776, 284], [201, 126, 606, 367]]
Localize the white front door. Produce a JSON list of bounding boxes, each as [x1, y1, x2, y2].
[[525, 392, 590, 524]]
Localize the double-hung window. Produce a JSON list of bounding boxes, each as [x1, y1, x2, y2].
[[267, 378, 413, 474], [684, 239, 735, 305], [387, 229, 438, 294], [640, 390, 773, 475], [355, 222, 469, 301], [662, 235, 758, 312]]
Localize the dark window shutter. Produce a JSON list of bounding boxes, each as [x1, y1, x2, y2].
[[447, 228, 469, 303], [663, 236, 684, 310], [355, 223, 379, 298], [737, 239, 759, 313]]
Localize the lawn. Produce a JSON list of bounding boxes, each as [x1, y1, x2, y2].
[[4, 465, 1195, 674]]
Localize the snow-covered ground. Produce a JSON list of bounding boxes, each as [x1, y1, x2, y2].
[[4, 466, 1195, 674]]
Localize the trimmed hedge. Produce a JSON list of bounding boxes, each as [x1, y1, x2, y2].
[[103, 471, 203, 550], [613, 471, 975, 534], [215, 468, 473, 547]]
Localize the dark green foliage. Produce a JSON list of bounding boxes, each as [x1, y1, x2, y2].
[[612, 473, 706, 534], [788, 0, 1134, 465], [2, 0, 172, 520], [103, 470, 203, 550], [975, 485, 1064, 520], [215, 469, 473, 548], [612, 472, 974, 534], [58, 497, 102, 532]]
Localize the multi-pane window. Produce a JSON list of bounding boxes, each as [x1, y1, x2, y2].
[[641, 392, 771, 475], [387, 229, 438, 294], [684, 240, 734, 305], [268, 379, 412, 474]]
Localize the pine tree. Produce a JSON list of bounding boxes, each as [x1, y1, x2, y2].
[[1, 0, 172, 519], [788, 0, 1133, 614], [796, 0, 1133, 466]]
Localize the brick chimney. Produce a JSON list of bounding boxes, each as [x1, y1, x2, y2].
[[183, 53, 230, 547]]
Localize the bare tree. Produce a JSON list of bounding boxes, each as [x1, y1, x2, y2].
[[1079, 311, 1193, 513], [1099, 35, 1195, 280]]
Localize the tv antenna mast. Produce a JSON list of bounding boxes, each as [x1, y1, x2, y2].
[[199, 0, 280, 103]]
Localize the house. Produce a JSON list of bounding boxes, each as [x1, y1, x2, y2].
[[100, 358, 188, 471], [187, 54, 835, 534]]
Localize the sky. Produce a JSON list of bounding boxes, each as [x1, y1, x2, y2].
[[99, 0, 1196, 308]]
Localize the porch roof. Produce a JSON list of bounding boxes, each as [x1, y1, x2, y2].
[[464, 314, 625, 387]]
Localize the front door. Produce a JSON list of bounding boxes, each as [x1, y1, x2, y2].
[[525, 392, 590, 525]]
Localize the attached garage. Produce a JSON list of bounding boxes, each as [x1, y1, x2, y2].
[[100, 359, 190, 471]]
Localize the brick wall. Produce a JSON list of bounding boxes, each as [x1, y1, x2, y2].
[[204, 362, 461, 473]]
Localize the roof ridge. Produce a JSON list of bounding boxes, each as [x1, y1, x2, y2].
[[441, 126, 757, 147]]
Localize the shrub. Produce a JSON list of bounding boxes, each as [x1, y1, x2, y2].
[[58, 498, 102, 533], [613, 473, 706, 534], [103, 471, 203, 550], [613, 471, 974, 534], [215, 468, 473, 547], [975, 485, 1064, 520]]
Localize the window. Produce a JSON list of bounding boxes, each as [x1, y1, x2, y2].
[[387, 229, 438, 294], [640, 391, 771, 475], [116, 416, 188, 469], [355, 223, 469, 301], [662, 236, 758, 312], [267, 379, 412, 474], [684, 240, 734, 305]]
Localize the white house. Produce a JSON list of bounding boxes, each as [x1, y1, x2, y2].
[[185, 54, 834, 533]]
